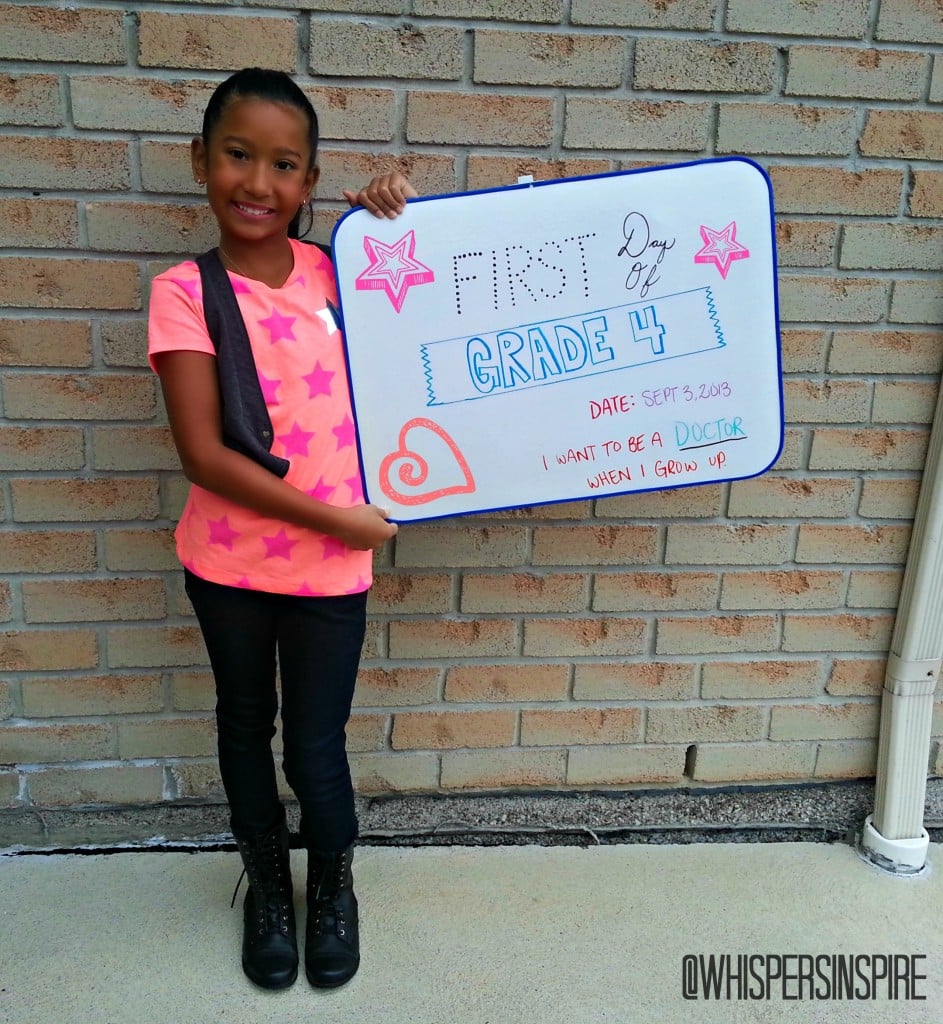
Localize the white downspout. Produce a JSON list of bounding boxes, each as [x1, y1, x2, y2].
[[858, 383, 943, 874]]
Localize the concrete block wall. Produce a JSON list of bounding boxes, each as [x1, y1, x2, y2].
[[1, 0, 942, 825]]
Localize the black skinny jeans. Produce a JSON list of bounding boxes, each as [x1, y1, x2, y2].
[[184, 569, 366, 852]]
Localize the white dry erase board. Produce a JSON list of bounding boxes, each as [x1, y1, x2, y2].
[[332, 157, 782, 523]]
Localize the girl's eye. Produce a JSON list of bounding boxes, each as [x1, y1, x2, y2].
[[275, 160, 296, 172], [228, 148, 248, 161]]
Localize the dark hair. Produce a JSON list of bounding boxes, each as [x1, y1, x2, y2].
[[201, 68, 319, 238]]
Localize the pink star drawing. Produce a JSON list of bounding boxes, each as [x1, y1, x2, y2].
[[303, 361, 334, 398], [308, 476, 337, 502], [344, 474, 364, 502], [207, 514, 240, 550], [278, 420, 316, 457], [355, 230, 434, 313], [257, 371, 282, 405], [321, 535, 349, 560], [693, 221, 751, 280], [169, 276, 202, 302], [332, 414, 356, 451], [262, 528, 299, 560], [259, 308, 297, 343]]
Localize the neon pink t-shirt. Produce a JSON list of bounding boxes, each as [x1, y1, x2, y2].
[[147, 239, 372, 596]]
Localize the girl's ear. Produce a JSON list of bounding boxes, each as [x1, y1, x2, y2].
[[191, 136, 208, 186], [304, 164, 320, 202]]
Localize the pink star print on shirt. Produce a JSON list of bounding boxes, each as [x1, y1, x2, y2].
[[207, 515, 241, 550], [303, 361, 334, 398], [278, 421, 316, 457], [259, 308, 297, 343], [263, 528, 299, 560], [333, 415, 356, 450]]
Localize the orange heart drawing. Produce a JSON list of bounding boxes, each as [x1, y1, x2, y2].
[[379, 418, 476, 506]]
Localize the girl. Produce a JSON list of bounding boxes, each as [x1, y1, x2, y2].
[[147, 68, 416, 991]]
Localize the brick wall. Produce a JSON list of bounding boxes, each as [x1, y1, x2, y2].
[[1, 0, 942, 825]]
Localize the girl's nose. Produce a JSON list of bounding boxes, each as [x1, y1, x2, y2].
[[244, 162, 271, 196]]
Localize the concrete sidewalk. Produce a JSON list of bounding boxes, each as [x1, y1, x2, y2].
[[1, 841, 940, 1024]]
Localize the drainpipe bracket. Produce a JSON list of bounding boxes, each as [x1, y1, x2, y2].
[[884, 653, 940, 696], [858, 814, 929, 875]]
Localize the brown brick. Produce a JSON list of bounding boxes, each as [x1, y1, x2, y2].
[[166, 670, 214, 712], [809, 429, 928, 472], [140, 140, 197, 195], [814, 740, 878, 779], [445, 664, 569, 703], [876, 0, 943, 44], [571, 0, 716, 29], [0, 137, 131, 190], [574, 662, 696, 701], [350, 751, 440, 794], [829, 330, 943, 374], [346, 713, 389, 752], [702, 659, 822, 698], [408, 92, 553, 146], [0, 319, 91, 368], [846, 570, 903, 610], [0, 771, 21, 807], [0, 258, 140, 311], [0, 630, 98, 671], [860, 110, 943, 160], [720, 570, 845, 611], [0, 5, 126, 63], [87, 202, 217, 255], [656, 615, 779, 655], [727, 0, 869, 36], [3, 373, 156, 421], [770, 701, 879, 741], [910, 172, 943, 218], [101, 319, 149, 368], [104, 529, 178, 572], [0, 723, 113, 764], [787, 47, 926, 101], [311, 22, 461, 80], [768, 166, 903, 217], [593, 572, 718, 612], [308, 87, 397, 143], [394, 525, 527, 567], [71, 76, 213, 133], [27, 766, 164, 807], [728, 477, 856, 519], [139, 12, 295, 71], [566, 744, 686, 785], [782, 613, 894, 653], [647, 705, 766, 743], [859, 479, 921, 520], [462, 572, 587, 613], [389, 619, 518, 659], [0, 199, 77, 249], [368, 573, 453, 614], [521, 707, 641, 746], [362, 619, 385, 661], [595, 485, 723, 518], [476, 30, 624, 87], [440, 747, 566, 789], [775, 220, 837, 268], [665, 524, 793, 565], [827, 658, 886, 697], [564, 99, 710, 151], [717, 104, 857, 156], [841, 224, 943, 271], [796, 524, 911, 564], [107, 625, 206, 669], [490, 501, 592, 521], [772, 429, 807, 472], [466, 156, 613, 191], [0, 427, 84, 471], [778, 275, 889, 323], [392, 709, 516, 750], [890, 279, 943, 325], [0, 680, 13, 719], [169, 761, 224, 801], [523, 617, 647, 657], [691, 742, 816, 782], [635, 39, 775, 93], [11, 479, 159, 523], [872, 382, 938, 425], [117, 716, 216, 758], [23, 579, 166, 624], [91, 426, 179, 472], [532, 525, 658, 566], [0, 530, 96, 573], [354, 667, 441, 707], [317, 151, 457, 203], [0, 73, 61, 127]]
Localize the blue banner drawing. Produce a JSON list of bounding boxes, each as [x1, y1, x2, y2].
[[421, 287, 724, 407]]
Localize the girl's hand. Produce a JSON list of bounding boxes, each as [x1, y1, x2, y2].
[[336, 504, 398, 550], [343, 172, 418, 219]]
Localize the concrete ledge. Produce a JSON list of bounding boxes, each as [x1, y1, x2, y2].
[[4, 778, 942, 852]]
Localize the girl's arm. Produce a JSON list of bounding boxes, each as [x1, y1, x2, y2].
[[344, 172, 419, 219], [154, 349, 397, 551]]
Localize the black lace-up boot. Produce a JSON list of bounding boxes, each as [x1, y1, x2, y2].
[[304, 844, 359, 988], [232, 811, 298, 989]]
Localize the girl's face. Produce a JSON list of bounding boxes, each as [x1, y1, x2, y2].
[[192, 96, 318, 250]]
